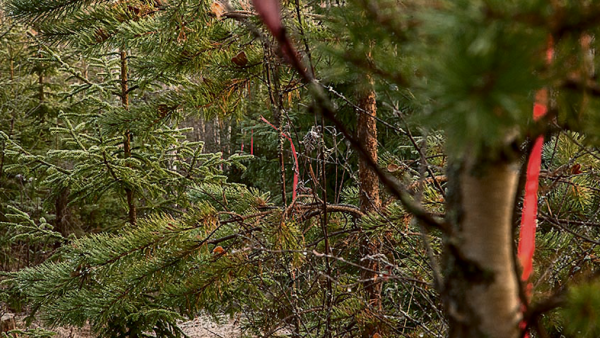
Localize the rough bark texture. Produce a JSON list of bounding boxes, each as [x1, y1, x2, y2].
[[444, 157, 521, 338], [357, 81, 380, 214], [357, 78, 382, 338], [121, 50, 136, 225]]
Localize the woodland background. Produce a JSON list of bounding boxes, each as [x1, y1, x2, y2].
[[1, 0, 600, 338]]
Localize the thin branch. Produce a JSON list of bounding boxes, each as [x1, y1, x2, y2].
[[540, 215, 600, 228], [309, 82, 449, 234]]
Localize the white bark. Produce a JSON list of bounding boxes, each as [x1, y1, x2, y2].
[[459, 161, 521, 338]]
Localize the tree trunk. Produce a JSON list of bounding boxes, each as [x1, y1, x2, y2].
[[54, 187, 70, 238], [444, 156, 521, 338], [357, 76, 382, 338], [357, 78, 380, 213], [0, 52, 15, 178], [121, 49, 136, 225], [203, 119, 216, 152], [38, 53, 44, 103], [264, 46, 287, 206]]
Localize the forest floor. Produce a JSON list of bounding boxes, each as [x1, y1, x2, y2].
[[4, 313, 244, 338]]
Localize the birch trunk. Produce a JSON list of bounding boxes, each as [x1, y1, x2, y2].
[[445, 157, 521, 338]]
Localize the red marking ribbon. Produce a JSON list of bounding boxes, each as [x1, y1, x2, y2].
[[518, 100, 545, 338], [518, 39, 553, 336], [260, 116, 299, 202], [250, 0, 309, 80], [242, 130, 254, 155], [251, 0, 307, 203], [250, 0, 283, 38], [241, 131, 245, 153], [518, 111, 544, 283]]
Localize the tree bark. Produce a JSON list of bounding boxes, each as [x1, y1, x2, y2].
[[54, 187, 70, 238], [357, 75, 382, 338], [444, 155, 521, 338], [121, 49, 136, 225], [203, 119, 216, 152], [0, 51, 15, 178], [264, 45, 287, 206], [38, 53, 44, 103], [357, 78, 380, 214]]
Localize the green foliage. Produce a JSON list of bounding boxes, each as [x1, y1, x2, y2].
[[1, 183, 441, 336], [561, 280, 600, 338], [3, 0, 600, 337], [0, 205, 66, 245]]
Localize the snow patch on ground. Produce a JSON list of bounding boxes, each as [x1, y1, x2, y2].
[[178, 316, 243, 338]]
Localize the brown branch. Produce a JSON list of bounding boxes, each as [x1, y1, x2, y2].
[[407, 175, 447, 194], [309, 86, 449, 234], [102, 151, 120, 182], [540, 215, 600, 228], [560, 76, 600, 97], [543, 215, 600, 245], [218, 210, 275, 224], [227, 0, 448, 233], [206, 226, 262, 245]]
